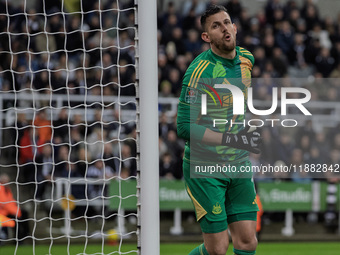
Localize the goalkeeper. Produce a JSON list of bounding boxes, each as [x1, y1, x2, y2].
[[177, 5, 261, 255]]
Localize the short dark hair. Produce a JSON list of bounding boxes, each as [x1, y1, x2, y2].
[[200, 5, 229, 31]]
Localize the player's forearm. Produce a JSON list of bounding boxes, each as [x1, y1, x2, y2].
[[177, 121, 206, 141], [177, 118, 222, 145], [177, 99, 223, 144], [201, 128, 223, 145], [177, 101, 207, 141]]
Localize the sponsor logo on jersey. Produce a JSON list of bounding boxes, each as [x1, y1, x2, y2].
[[252, 197, 257, 205]]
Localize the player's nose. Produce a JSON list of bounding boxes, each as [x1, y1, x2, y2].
[[221, 23, 228, 33]]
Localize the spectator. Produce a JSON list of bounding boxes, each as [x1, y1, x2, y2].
[[182, 0, 206, 17], [276, 133, 294, 165], [158, 53, 171, 83], [159, 1, 178, 30], [332, 133, 340, 151], [51, 68, 67, 94], [330, 63, 340, 80], [119, 59, 136, 96], [253, 47, 266, 73], [54, 144, 71, 177], [275, 21, 294, 55], [262, 32, 275, 59], [121, 143, 137, 178], [103, 143, 117, 173], [33, 109, 52, 143], [0, 173, 29, 243], [87, 158, 114, 198], [87, 127, 107, 158], [313, 132, 330, 160], [184, 29, 202, 56], [159, 152, 176, 179], [34, 70, 50, 91], [164, 129, 183, 172], [302, 4, 320, 31], [72, 113, 86, 138], [36, 144, 53, 200], [315, 47, 335, 77], [297, 134, 311, 160], [260, 128, 277, 165], [171, 27, 187, 56], [182, 7, 197, 31], [19, 126, 44, 184], [33, 22, 56, 54], [239, 9, 251, 34], [159, 80, 174, 98], [0, 174, 21, 219], [225, 0, 242, 20], [288, 8, 301, 31], [66, 16, 83, 57], [14, 65, 29, 91], [159, 113, 175, 139], [175, 55, 189, 79], [159, 137, 168, 158], [265, 0, 283, 25], [289, 33, 307, 67], [168, 68, 182, 95], [161, 13, 179, 45], [330, 41, 340, 66], [271, 47, 288, 76], [309, 23, 332, 50], [53, 108, 70, 142]]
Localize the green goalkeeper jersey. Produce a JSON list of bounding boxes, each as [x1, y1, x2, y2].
[[177, 46, 254, 164]]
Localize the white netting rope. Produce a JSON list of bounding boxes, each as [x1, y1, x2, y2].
[[0, 0, 138, 254]]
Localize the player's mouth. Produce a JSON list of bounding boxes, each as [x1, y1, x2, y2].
[[224, 34, 231, 41]]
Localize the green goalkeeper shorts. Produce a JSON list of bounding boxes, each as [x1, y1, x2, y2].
[[183, 159, 258, 233]]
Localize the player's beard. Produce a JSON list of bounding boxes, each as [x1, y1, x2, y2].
[[212, 36, 236, 53]]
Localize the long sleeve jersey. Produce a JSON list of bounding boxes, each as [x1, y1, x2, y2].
[[177, 47, 254, 164]]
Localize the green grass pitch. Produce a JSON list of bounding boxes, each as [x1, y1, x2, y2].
[[0, 242, 339, 254]]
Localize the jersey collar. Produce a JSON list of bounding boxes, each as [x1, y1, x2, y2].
[[209, 48, 240, 66]]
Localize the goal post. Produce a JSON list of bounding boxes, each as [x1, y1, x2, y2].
[[136, 0, 160, 254]]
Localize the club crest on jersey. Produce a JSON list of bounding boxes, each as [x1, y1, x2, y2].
[[185, 87, 198, 104], [212, 202, 222, 214]]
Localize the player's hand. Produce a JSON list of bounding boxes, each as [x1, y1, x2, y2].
[[221, 126, 262, 154]]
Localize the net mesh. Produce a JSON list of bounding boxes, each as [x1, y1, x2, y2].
[[0, 0, 138, 254]]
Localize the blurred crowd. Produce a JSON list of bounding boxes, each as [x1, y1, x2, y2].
[[0, 0, 137, 199], [0, 0, 339, 191]]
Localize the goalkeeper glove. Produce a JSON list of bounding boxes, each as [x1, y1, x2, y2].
[[221, 126, 262, 154]]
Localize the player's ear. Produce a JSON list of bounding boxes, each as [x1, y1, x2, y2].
[[233, 23, 237, 35], [201, 32, 211, 43]]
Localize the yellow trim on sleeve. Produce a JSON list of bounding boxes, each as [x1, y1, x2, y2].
[[194, 61, 210, 88], [188, 60, 205, 87], [239, 55, 252, 87], [239, 55, 252, 68], [188, 60, 210, 88]]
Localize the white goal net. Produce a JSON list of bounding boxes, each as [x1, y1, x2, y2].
[[0, 0, 149, 254]]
